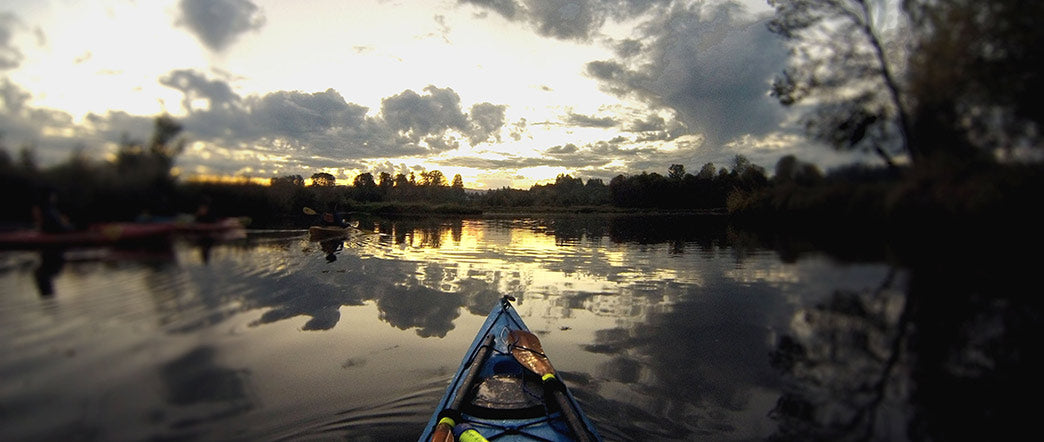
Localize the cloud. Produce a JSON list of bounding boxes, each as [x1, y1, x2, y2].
[[441, 154, 550, 170], [251, 89, 369, 140], [564, 111, 618, 128], [2, 63, 515, 177], [0, 13, 25, 69], [84, 110, 155, 144], [160, 69, 241, 112], [0, 77, 29, 113], [439, 135, 670, 178], [460, 0, 672, 41], [546, 143, 579, 155], [586, 2, 787, 151], [0, 80, 90, 164], [459, 0, 520, 20], [177, 0, 265, 52], [152, 71, 512, 173], [381, 86, 469, 144], [626, 114, 665, 132], [455, 1, 834, 176], [0, 1, 847, 185], [467, 102, 507, 145], [524, 0, 606, 41]]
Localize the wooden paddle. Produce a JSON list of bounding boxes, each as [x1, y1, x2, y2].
[[509, 330, 596, 442]]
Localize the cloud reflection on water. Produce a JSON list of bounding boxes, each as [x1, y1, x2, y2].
[[1, 213, 910, 440]]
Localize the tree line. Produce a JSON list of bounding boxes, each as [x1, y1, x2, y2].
[[0, 114, 871, 230]]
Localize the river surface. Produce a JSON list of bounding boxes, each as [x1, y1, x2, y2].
[[0, 214, 1038, 441]]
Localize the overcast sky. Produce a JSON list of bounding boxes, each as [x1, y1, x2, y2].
[[0, 0, 878, 189]]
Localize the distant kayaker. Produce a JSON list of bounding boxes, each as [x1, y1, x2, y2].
[[32, 188, 74, 233], [195, 195, 218, 223]]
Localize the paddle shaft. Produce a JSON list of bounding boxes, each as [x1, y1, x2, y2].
[[451, 335, 495, 411], [549, 385, 595, 442], [431, 335, 495, 442]]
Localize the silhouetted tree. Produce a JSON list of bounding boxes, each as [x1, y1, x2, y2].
[[148, 114, 186, 163], [271, 175, 304, 187], [904, 0, 1044, 161], [730, 155, 769, 191], [478, 187, 534, 207], [668, 164, 686, 180], [774, 154, 823, 186], [697, 162, 716, 180], [310, 172, 336, 186], [353, 172, 375, 188], [378, 171, 393, 189], [18, 145, 38, 172], [420, 170, 447, 187], [768, 0, 913, 168], [393, 173, 410, 188], [353, 172, 380, 202], [584, 178, 610, 205], [450, 174, 466, 201]]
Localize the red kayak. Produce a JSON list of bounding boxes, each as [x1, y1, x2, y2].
[[0, 223, 177, 250]]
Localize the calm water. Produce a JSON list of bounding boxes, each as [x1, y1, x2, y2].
[[0, 215, 1038, 441]]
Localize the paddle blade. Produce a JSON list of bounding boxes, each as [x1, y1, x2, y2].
[[508, 330, 556, 378], [302, 207, 317, 215], [431, 421, 454, 442]]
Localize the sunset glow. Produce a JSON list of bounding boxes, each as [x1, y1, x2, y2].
[[0, 0, 871, 190]]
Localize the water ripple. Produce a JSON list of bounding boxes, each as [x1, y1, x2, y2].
[[266, 378, 448, 441]]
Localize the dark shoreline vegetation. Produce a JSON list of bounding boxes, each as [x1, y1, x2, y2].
[[0, 0, 1040, 252], [2, 121, 1040, 247]]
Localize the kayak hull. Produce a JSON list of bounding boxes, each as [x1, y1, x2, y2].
[[0, 218, 247, 250], [0, 223, 176, 250], [176, 217, 248, 241], [418, 296, 601, 442], [308, 225, 352, 242]]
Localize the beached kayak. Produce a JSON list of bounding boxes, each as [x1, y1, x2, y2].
[[419, 296, 602, 442]]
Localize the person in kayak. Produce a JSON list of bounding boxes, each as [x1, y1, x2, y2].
[[30, 187, 72, 296], [32, 187, 75, 233], [194, 195, 218, 223]]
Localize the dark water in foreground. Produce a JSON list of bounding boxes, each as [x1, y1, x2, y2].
[[0, 215, 1039, 441]]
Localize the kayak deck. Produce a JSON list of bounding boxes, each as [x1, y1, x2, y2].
[[419, 296, 601, 442]]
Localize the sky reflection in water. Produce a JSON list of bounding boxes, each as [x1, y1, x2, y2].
[[0, 215, 899, 441]]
